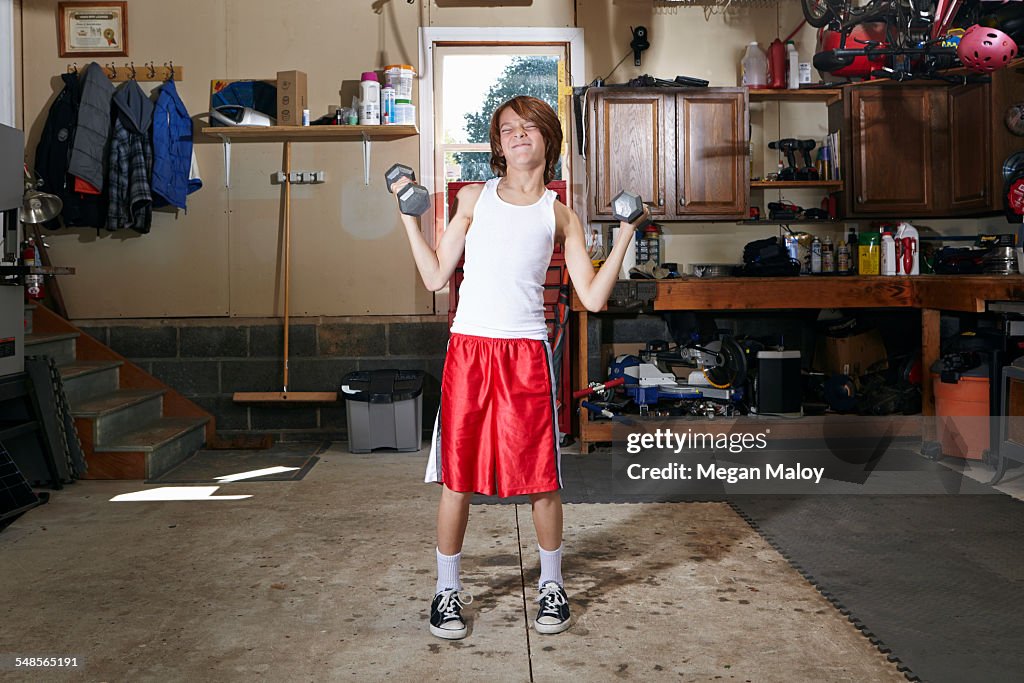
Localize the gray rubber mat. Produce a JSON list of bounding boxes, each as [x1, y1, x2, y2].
[[148, 442, 326, 483], [731, 491, 1024, 683]]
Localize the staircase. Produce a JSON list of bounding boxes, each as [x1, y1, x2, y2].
[[25, 303, 213, 480]]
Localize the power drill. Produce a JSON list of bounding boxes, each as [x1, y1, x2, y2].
[[769, 138, 820, 181], [768, 139, 799, 181]]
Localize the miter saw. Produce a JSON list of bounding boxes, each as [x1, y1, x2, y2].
[[606, 337, 748, 415]]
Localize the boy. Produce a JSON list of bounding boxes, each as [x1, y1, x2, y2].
[[391, 95, 647, 640]]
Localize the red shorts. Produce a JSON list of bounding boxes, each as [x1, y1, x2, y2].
[[425, 333, 561, 497]]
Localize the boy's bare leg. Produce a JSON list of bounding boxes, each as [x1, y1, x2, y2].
[[529, 490, 563, 551], [437, 485, 473, 555]]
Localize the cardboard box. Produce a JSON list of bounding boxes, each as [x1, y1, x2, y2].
[[816, 329, 888, 378], [276, 70, 308, 126]]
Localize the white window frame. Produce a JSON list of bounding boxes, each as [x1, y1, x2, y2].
[[418, 26, 585, 221], [0, 0, 15, 127]]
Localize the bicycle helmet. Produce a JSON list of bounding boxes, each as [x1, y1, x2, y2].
[[957, 24, 1018, 73]]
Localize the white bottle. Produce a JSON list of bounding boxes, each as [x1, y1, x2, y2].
[[881, 231, 897, 275], [895, 222, 920, 275], [359, 71, 380, 125], [741, 42, 768, 89], [786, 41, 800, 90], [811, 236, 822, 273]]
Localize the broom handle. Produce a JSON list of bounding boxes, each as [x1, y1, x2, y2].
[[283, 141, 291, 393]]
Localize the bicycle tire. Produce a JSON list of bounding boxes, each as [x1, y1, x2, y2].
[[801, 0, 838, 28]]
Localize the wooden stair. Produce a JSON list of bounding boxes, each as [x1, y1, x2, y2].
[[26, 304, 216, 480]]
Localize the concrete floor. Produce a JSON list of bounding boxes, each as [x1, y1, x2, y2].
[[2, 445, 915, 682]]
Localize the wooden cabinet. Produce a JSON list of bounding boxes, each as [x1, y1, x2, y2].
[[845, 71, 1023, 217], [590, 92, 670, 219], [587, 88, 747, 220], [675, 90, 748, 217]]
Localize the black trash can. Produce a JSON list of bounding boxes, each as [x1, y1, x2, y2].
[[339, 369, 424, 453]]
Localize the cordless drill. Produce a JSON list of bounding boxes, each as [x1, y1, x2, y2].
[[796, 139, 820, 181], [768, 138, 799, 181], [769, 138, 820, 181]]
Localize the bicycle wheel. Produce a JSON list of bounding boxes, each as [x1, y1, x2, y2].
[[802, 0, 839, 28]]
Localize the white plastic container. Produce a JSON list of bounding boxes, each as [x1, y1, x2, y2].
[[787, 41, 800, 89], [359, 71, 380, 126], [741, 42, 768, 89], [895, 222, 920, 275], [384, 64, 416, 103], [394, 102, 416, 126], [881, 231, 897, 275]]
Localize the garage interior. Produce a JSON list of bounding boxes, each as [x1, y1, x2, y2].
[[2, 1, 1024, 681]]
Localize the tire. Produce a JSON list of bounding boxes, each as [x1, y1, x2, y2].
[[802, 0, 837, 28]]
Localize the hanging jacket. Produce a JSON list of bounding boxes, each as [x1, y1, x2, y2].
[[151, 79, 200, 210], [33, 70, 107, 228], [107, 79, 154, 233], [68, 62, 114, 191]]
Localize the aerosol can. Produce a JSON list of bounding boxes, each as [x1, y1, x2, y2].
[[895, 221, 920, 275]]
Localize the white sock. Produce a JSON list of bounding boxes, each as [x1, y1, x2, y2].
[[436, 547, 462, 594], [538, 544, 563, 589]]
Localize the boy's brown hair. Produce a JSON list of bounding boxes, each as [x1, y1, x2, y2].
[[489, 96, 562, 185]]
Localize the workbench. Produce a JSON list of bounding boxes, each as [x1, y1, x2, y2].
[[572, 275, 1024, 452]]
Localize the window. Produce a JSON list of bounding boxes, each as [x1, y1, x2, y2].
[[418, 27, 585, 239]]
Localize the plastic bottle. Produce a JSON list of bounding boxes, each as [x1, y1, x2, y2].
[[380, 84, 396, 125], [741, 42, 768, 89], [767, 39, 786, 89], [811, 236, 822, 273], [359, 71, 380, 125], [786, 41, 800, 90], [822, 235, 835, 273], [895, 222, 920, 275], [880, 231, 897, 275], [859, 232, 880, 275]]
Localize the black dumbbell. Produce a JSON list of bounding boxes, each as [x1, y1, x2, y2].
[[385, 163, 431, 216], [611, 190, 652, 229]]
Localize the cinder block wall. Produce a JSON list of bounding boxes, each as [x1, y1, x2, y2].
[[75, 316, 448, 441]]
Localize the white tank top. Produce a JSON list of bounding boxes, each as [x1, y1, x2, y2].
[[450, 177, 556, 340]]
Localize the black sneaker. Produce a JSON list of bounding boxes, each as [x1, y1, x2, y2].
[[534, 581, 571, 634], [429, 588, 472, 640]]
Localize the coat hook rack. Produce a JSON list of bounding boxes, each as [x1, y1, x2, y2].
[[65, 61, 183, 82]]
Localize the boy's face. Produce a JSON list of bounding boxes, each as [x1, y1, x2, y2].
[[497, 107, 545, 167]]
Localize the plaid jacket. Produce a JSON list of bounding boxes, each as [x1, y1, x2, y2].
[[107, 81, 154, 233]]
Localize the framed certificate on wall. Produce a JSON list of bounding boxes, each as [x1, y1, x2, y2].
[[57, 2, 128, 58]]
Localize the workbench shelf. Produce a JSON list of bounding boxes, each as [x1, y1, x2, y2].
[[748, 88, 843, 106], [750, 180, 844, 190]]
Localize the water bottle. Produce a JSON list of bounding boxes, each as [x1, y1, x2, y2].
[[741, 42, 768, 89], [359, 71, 380, 125]]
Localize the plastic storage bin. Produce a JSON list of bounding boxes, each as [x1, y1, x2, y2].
[[339, 369, 424, 453], [932, 363, 990, 460]]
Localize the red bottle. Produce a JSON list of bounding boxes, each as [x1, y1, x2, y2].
[[767, 39, 786, 89]]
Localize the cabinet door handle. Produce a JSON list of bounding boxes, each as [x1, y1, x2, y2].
[[858, 195, 864, 204], [679, 197, 685, 206], [658, 192, 664, 206]]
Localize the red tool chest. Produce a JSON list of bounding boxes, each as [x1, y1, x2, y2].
[[445, 180, 572, 436]]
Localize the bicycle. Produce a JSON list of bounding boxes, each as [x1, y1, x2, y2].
[[801, 0, 1013, 81]]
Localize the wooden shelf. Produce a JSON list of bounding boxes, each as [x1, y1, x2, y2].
[[751, 180, 844, 190], [0, 266, 76, 276], [748, 88, 843, 106], [736, 219, 847, 226], [199, 125, 418, 142]]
